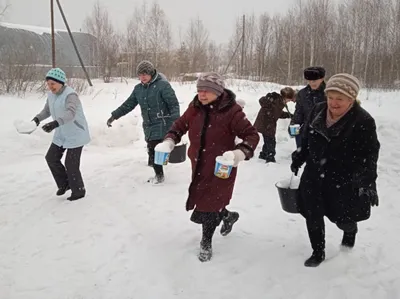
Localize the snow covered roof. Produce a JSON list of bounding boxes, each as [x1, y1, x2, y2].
[[0, 22, 79, 35]]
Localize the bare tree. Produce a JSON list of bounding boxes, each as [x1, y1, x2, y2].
[[84, 0, 120, 81], [0, 39, 38, 95], [0, 1, 10, 19], [82, 0, 400, 86], [255, 13, 270, 80], [185, 17, 209, 72]]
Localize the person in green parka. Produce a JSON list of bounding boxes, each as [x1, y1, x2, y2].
[[107, 60, 180, 184]]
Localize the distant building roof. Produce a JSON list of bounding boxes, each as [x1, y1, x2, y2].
[[1, 22, 70, 34], [0, 22, 97, 67]]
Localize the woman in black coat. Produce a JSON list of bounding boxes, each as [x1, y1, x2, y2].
[[291, 73, 380, 267]]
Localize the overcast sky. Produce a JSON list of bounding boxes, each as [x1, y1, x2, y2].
[[4, 0, 295, 43]]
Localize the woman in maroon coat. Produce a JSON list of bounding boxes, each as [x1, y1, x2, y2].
[[156, 72, 259, 262]]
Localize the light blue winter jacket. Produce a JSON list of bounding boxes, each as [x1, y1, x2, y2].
[[36, 86, 90, 148]]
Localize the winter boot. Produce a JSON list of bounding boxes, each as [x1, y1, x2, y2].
[[67, 188, 86, 201], [147, 174, 165, 185], [258, 152, 267, 160], [304, 250, 325, 267], [198, 240, 213, 262], [265, 157, 276, 163], [220, 211, 240, 236], [56, 185, 70, 196], [341, 232, 356, 248]]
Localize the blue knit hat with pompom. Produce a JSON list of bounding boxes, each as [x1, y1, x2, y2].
[[46, 68, 66, 85]]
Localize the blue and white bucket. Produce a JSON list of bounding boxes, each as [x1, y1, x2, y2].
[[214, 156, 234, 179], [154, 151, 170, 165], [289, 124, 300, 136]]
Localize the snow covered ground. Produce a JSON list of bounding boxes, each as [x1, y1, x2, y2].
[[0, 78, 399, 299]]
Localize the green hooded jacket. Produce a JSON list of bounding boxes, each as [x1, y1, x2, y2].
[[111, 72, 180, 141]]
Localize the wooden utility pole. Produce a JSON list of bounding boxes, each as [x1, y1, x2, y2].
[[49, 0, 93, 86], [55, 0, 93, 86], [241, 14, 245, 76], [50, 0, 55, 67]]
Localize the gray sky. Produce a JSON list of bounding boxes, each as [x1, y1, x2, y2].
[[4, 0, 295, 43]]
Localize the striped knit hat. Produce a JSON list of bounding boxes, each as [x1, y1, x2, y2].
[[196, 72, 225, 96], [325, 73, 360, 100], [136, 60, 155, 76]]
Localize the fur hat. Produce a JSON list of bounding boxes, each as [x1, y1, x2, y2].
[[196, 72, 225, 96], [325, 73, 361, 100], [137, 60, 155, 76], [304, 66, 325, 80]]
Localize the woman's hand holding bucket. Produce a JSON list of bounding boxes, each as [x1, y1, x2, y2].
[[214, 150, 245, 179], [154, 139, 175, 165]]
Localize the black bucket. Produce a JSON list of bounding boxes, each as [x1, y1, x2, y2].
[[275, 180, 300, 214], [168, 143, 187, 164]]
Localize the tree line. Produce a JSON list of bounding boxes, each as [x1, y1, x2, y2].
[[85, 0, 400, 88]]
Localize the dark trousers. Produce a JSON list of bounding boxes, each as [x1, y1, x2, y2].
[[260, 135, 276, 160], [306, 217, 358, 252], [147, 139, 164, 176], [45, 143, 85, 194], [295, 134, 302, 149]]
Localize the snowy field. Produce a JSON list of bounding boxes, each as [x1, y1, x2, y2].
[[0, 78, 399, 299]]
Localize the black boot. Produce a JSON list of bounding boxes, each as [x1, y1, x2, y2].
[[304, 250, 325, 267], [220, 211, 240, 236], [258, 152, 267, 160], [67, 188, 86, 201], [147, 174, 165, 185], [199, 221, 217, 262], [198, 240, 213, 262], [265, 157, 276, 163], [337, 223, 358, 249], [56, 185, 70, 196], [341, 232, 356, 248], [305, 217, 326, 267]]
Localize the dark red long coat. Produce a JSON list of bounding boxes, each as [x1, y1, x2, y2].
[[165, 89, 260, 212]]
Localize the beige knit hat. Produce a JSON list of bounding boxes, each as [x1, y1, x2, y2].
[[325, 73, 361, 100]]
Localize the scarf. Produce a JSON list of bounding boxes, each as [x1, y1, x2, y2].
[[326, 101, 354, 128]]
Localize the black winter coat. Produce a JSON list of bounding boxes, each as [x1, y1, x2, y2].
[[291, 83, 326, 127], [292, 102, 380, 223]]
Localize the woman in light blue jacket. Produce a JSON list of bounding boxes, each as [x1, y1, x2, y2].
[[32, 68, 90, 201]]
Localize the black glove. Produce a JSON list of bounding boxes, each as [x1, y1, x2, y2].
[[107, 116, 115, 127], [359, 188, 379, 207], [32, 117, 40, 126], [42, 120, 59, 133], [290, 163, 299, 176]]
